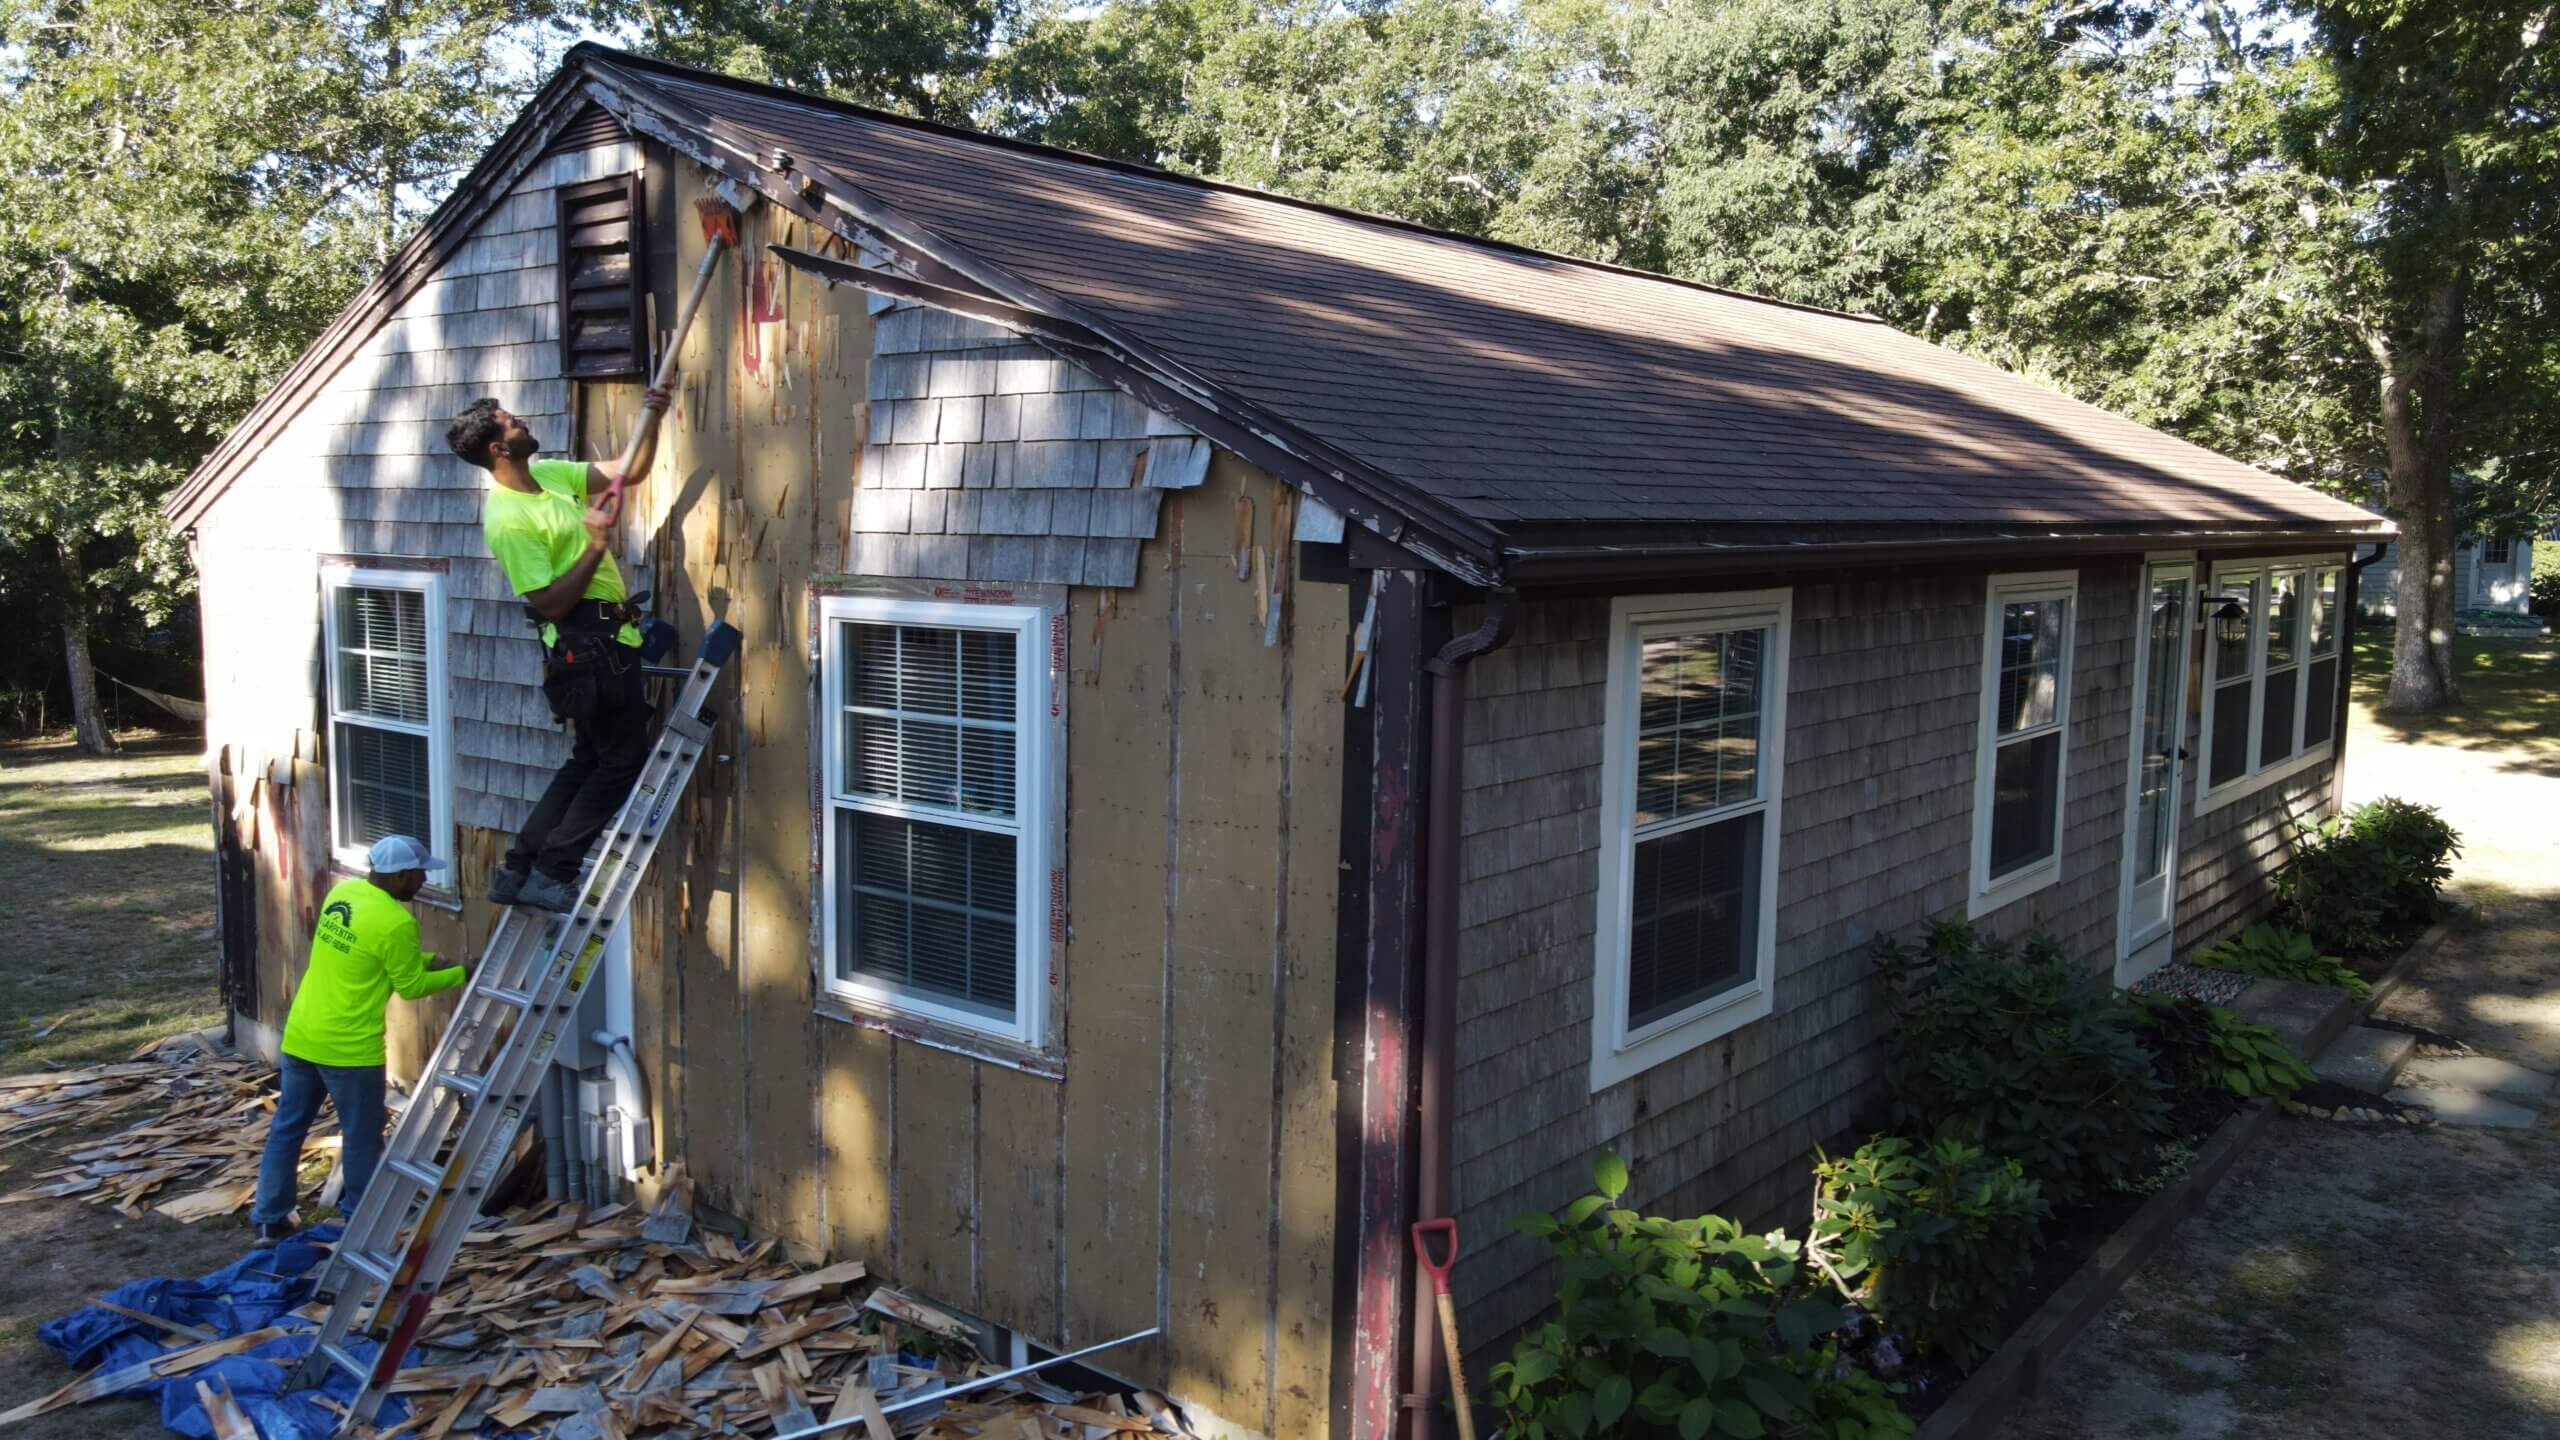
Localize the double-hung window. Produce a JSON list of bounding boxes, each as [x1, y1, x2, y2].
[[1970, 572, 2077, 915], [2198, 558, 2343, 811], [1591, 590, 1790, 1091], [819, 594, 1050, 1048], [321, 565, 452, 875]]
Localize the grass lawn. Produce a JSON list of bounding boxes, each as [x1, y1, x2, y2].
[[2351, 622, 2560, 776], [0, 734, 226, 1068], [0, 731, 247, 1437]]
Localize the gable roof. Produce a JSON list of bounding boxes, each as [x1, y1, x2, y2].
[[172, 45, 2390, 581]]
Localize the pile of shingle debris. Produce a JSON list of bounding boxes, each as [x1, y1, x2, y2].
[[339, 1173, 1202, 1440], [0, 1033, 330, 1222], [0, 1038, 1200, 1439]]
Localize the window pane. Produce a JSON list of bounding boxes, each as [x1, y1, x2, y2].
[[2261, 667, 2299, 765], [2210, 578, 2259, 681], [1987, 730, 2062, 879], [2310, 569, 2342, 655], [2265, 573, 2303, 669], [1995, 598, 2067, 734], [2303, 658, 2338, 747], [335, 722, 430, 849], [1627, 812, 1759, 1030], [837, 808, 1018, 1019], [334, 586, 429, 724], [2210, 683, 2252, 786], [1635, 624, 1768, 828], [840, 620, 1018, 818]]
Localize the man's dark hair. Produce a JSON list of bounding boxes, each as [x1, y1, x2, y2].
[[446, 397, 506, 470]]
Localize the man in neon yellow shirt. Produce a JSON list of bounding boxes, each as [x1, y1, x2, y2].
[[251, 836, 469, 1243], [447, 389, 666, 913]]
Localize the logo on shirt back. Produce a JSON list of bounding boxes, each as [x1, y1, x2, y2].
[[324, 900, 354, 928]]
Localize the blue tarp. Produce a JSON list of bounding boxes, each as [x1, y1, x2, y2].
[[35, 1225, 412, 1440]]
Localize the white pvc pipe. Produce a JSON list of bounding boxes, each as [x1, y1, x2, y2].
[[593, 1031, 652, 1182]]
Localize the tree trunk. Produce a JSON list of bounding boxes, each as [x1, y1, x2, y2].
[[2372, 270, 2467, 713], [57, 540, 118, 756]]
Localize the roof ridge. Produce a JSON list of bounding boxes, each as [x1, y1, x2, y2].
[[570, 42, 1893, 327]]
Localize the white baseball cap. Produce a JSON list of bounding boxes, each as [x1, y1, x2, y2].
[[366, 835, 450, 876]]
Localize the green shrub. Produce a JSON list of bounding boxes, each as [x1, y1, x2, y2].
[[1491, 1153, 1912, 1440], [1808, 1137, 2045, 1367], [1874, 920, 2172, 1204], [2194, 923, 2370, 997], [2274, 798, 2463, 956], [2339, 797, 2462, 927], [2530, 546, 2560, 619], [2129, 994, 2314, 1101]]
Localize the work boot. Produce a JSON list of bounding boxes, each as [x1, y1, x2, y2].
[[514, 871, 581, 915], [486, 863, 530, 906], [254, 1220, 296, 1245]]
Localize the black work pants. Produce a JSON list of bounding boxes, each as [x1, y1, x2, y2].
[[508, 629, 656, 882]]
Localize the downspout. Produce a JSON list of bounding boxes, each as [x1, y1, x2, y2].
[[1405, 591, 1517, 1437], [2334, 543, 2388, 815]]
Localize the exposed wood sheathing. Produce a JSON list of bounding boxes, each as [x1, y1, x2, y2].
[[593, 157, 1347, 1437]]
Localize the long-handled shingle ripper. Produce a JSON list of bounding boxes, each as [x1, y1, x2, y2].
[[595, 178, 753, 519]]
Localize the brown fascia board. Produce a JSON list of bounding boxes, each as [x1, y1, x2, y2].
[[164, 72, 607, 531], [1500, 520, 2396, 589], [579, 57, 1507, 586]]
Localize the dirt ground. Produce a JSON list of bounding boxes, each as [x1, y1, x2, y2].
[[2001, 630, 2560, 1440], [0, 732, 252, 1437]]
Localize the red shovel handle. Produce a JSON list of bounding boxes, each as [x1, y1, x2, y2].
[[1412, 1218, 1460, 1294]]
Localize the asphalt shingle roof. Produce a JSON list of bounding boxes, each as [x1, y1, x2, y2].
[[602, 55, 2382, 545]]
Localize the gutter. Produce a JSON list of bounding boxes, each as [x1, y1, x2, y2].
[[1503, 526, 2396, 589], [1404, 591, 1516, 1437]]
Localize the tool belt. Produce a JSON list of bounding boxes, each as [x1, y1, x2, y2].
[[531, 598, 641, 634]]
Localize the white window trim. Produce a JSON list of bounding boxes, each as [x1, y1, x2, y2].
[[1969, 570, 2079, 919], [2195, 556, 2342, 817], [1589, 588, 1791, 1093], [319, 564, 456, 882], [817, 592, 1053, 1050]]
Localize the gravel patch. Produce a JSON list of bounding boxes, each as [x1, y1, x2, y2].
[[2130, 961, 2255, 1006]]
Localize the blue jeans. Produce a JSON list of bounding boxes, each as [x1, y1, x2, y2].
[[252, 1055, 386, 1226]]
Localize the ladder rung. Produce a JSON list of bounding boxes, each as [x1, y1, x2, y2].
[[337, 1247, 397, 1286], [318, 1340, 370, 1380], [387, 1156, 444, 1188], [483, 986, 534, 1009], [436, 1070, 487, 1100]]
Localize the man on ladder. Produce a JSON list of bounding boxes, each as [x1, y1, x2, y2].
[[250, 836, 470, 1244], [445, 386, 668, 914]]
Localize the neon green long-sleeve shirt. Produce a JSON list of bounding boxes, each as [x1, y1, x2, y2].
[[280, 877, 466, 1068]]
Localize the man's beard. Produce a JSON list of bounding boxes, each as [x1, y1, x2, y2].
[[506, 430, 539, 460]]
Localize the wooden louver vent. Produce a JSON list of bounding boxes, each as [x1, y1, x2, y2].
[[558, 174, 647, 379]]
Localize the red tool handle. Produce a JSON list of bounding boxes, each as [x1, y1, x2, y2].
[[1411, 1218, 1460, 1295]]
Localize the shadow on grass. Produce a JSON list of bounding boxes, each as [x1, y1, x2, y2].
[[2351, 626, 2560, 778]]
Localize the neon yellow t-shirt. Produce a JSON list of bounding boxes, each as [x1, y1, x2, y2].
[[481, 459, 640, 648], [280, 877, 466, 1068]]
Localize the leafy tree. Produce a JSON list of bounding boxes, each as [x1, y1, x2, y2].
[[0, 0, 580, 751], [2288, 0, 2558, 709], [604, 0, 1019, 121]]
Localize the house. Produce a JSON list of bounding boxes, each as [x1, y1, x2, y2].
[[164, 45, 2393, 1440], [2358, 533, 2537, 619]]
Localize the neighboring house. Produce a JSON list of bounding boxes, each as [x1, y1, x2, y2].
[[165, 46, 2392, 1440], [2358, 534, 2536, 617]]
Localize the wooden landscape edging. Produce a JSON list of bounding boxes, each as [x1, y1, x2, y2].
[[1915, 913, 2457, 1439], [1910, 1097, 2278, 1440]]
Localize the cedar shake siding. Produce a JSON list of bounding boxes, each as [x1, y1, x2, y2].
[[1450, 565, 2140, 1351]]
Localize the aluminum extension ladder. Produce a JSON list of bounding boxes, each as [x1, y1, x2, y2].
[[287, 621, 739, 1431]]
